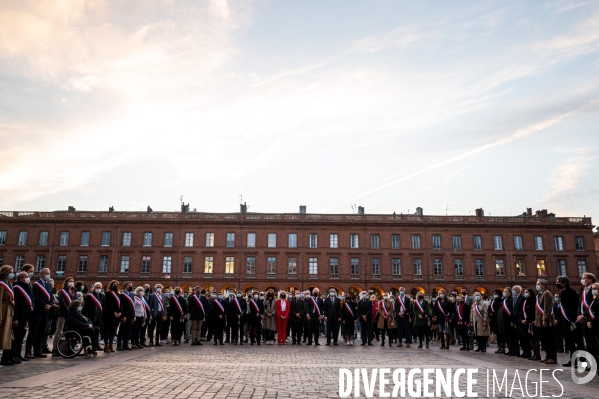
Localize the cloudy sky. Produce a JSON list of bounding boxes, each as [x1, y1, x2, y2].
[[1, 0, 598, 219]]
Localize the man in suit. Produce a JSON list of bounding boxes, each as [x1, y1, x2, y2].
[[225, 290, 241, 344], [12, 271, 33, 362], [209, 292, 227, 345], [357, 291, 373, 346], [511, 285, 527, 357], [535, 279, 557, 364], [147, 284, 165, 346], [291, 291, 306, 344], [28, 268, 56, 358], [324, 290, 342, 345], [555, 276, 583, 367], [235, 291, 247, 345], [577, 272, 597, 364], [395, 286, 412, 348], [306, 288, 324, 345], [248, 291, 263, 345], [188, 286, 207, 346], [117, 281, 135, 350]]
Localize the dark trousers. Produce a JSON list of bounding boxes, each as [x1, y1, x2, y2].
[[27, 312, 48, 355], [213, 322, 224, 343], [416, 325, 429, 345], [326, 318, 339, 343], [518, 324, 532, 356], [249, 320, 261, 344], [476, 336, 487, 351], [539, 325, 557, 361], [562, 323, 584, 357], [504, 325, 519, 355], [117, 318, 133, 348], [131, 318, 143, 345], [359, 318, 372, 344], [583, 324, 599, 360], [239, 315, 247, 343], [458, 326, 469, 349], [160, 318, 170, 341], [171, 319, 184, 341], [308, 316, 320, 344], [80, 326, 100, 349], [396, 316, 412, 343], [12, 318, 28, 358], [228, 315, 239, 342], [148, 315, 162, 343], [291, 321, 303, 343]]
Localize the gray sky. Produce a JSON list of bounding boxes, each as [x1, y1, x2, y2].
[[1, 0, 598, 219]]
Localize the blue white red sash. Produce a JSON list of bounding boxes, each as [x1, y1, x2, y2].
[[436, 300, 447, 318], [380, 300, 389, 316], [559, 303, 573, 325], [14, 285, 32, 307], [171, 296, 183, 314], [457, 304, 464, 321], [309, 296, 320, 316], [87, 293, 102, 312], [154, 293, 164, 311], [474, 304, 484, 320], [535, 296, 545, 314], [522, 300, 528, 320], [135, 296, 150, 312], [344, 301, 355, 318], [192, 295, 205, 313], [502, 299, 511, 317], [398, 296, 407, 312], [582, 289, 591, 310], [121, 292, 135, 308], [250, 299, 260, 313], [214, 299, 225, 313], [489, 299, 496, 313], [0, 281, 14, 301], [234, 297, 242, 313], [34, 281, 51, 302], [589, 300, 595, 320], [59, 289, 72, 304], [109, 291, 120, 308]]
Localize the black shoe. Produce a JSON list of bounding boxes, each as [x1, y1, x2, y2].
[[220, 342, 225, 345], [149, 341, 155, 347], [19, 356, 29, 362], [0, 360, 15, 366], [124, 346, 132, 350], [361, 343, 366, 346], [213, 342, 217, 345], [326, 342, 330, 346], [191, 342, 196, 346], [42, 347, 52, 354], [197, 342, 203, 346], [380, 342, 385, 346], [417, 344, 423, 348], [368, 342, 373, 346], [35, 353, 47, 358], [315, 342, 320, 346], [117, 347, 124, 351], [333, 342, 338, 346], [297, 342, 301, 345], [155, 342, 163, 347], [12, 357, 22, 364]]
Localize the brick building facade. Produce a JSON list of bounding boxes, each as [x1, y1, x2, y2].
[[0, 207, 596, 298]]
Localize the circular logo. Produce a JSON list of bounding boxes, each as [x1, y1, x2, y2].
[[571, 350, 597, 384]]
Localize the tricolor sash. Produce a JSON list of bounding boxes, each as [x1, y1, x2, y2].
[[457, 304, 464, 321], [87, 293, 102, 312], [559, 303, 573, 325], [109, 291, 121, 308], [380, 300, 389, 316], [398, 296, 407, 312], [122, 292, 135, 308], [436, 300, 447, 318], [250, 299, 260, 313], [154, 293, 164, 311], [214, 299, 225, 313], [502, 299, 511, 317], [589, 300, 595, 320], [14, 285, 32, 307], [34, 282, 51, 302], [535, 296, 545, 315], [344, 302, 355, 318], [135, 296, 150, 313], [474, 304, 485, 320], [192, 295, 205, 313], [309, 296, 320, 316], [522, 300, 528, 320], [234, 297, 242, 313], [583, 289, 591, 310], [415, 300, 425, 317], [489, 299, 496, 313], [59, 289, 72, 304], [0, 281, 14, 301], [171, 296, 183, 314]]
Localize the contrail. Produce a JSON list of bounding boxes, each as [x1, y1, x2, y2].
[[351, 101, 597, 202]]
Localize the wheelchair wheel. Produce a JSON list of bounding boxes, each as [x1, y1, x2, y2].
[[57, 331, 83, 358]]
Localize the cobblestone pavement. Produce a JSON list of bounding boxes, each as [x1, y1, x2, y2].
[[1, 341, 597, 398]]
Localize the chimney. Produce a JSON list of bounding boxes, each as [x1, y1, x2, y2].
[[541, 209, 548, 217], [299, 205, 307, 214], [416, 207, 423, 216], [67, 206, 75, 212], [108, 206, 114, 212], [240, 202, 247, 214], [526, 208, 532, 217], [358, 206, 365, 215], [147, 206, 153, 213], [475, 208, 484, 217], [181, 203, 189, 213]]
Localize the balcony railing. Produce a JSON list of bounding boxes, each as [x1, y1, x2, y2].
[[434, 275, 444, 280], [517, 275, 527, 280], [392, 274, 402, 280], [309, 273, 318, 279], [476, 275, 485, 280], [287, 273, 297, 279], [330, 273, 339, 279], [224, 273, 234, 278], [454, 274, 464, 280], [350, 274, 360, 279], [204, 273, 213, 278], [97, 271, 107, 277], [496, 275, 506, 280], [414, 275, 423, 280], [371, 274, 381, 279], [118, 272, 129, 277], [76, 271, 87, 277], [140, 272, 150, 278], [266, 273, 276, 278], [182, 272, 192, 278], [246, 273, 255, 278]]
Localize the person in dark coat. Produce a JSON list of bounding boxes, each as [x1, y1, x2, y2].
[[395, 287, 412, 348], [83, 282, 104, 351], [305, 288, 324, 345], [555, 276, 584, 367], [432, 289, 454, 350], [342, 295, 357, 345], [248, 291, 263, 345], [357, 291, 373, 346], [168, 286, 188, 346], [497, 287, 518, 356], [12, 271, 33, 363], [188, 287, 207, 346], [290, 291, 306, 345], [324, 290, 342, 345], [65, 300, 100, 355], [117, 281, 135, 351], [456, 295, 471, 351], [102, 280, 121, 353], [208, 292, 226, 345]]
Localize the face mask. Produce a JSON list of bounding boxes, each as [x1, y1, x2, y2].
[[448, 297, 454, 303], [25, 277, 31, 284], [399, 291, 404, 296], [432, 298, 436, 302], [511, 290, 517, 296], [330, 293, 336, 297], [581, 279, 586, 286], [156, 288, 162, 293], [593, 290, 599, 296], [502, 292, 507, 298], [95, 288, 101, 294], [524, 293, 530, 298], [67, 282, 74, 288], [555, 283, 563, 290], [165, 293, 171, 298], [418, 296, 423, 300], [145, 288, 150, 294], [462, 291, 467, 295], [175, 290, 181, 295], [28, 272, 33, 278], [474, 296, 481, 301], [112, 285, 118, 291], [300, 294, 305, 299], [77, 306, 83, 312], [229, 292, 234, 296], [554, 297, 559, 303], [493, 294, 498, 299], [536, 285, 542, 291], [211, 294, 217, 298], [128, 286, 134, 292], [44, 274, 51, 281], [253, 295, 258, 299], [237, 294, 242, 298], [7, 273, 15, 280], [345, 297, 350, 301], [218, 295, 223, 300], [295, 295, 300, 299], [439, 294, 445, 299], [260, 296, 264, 300], [361, 294, 367, 299]]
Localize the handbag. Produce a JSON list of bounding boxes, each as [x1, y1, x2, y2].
[[430, 323, 439, 332], [489, 333, 497, 343]]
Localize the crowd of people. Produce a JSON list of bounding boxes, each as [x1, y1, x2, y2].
[[1, 263, 598, 369]]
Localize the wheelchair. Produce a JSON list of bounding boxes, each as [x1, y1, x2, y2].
[[56, 329, 97, 359]]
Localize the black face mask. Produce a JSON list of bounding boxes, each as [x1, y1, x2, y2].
[[175, 290, 181, 295], [112, 285, 118, 292], [556, 283, 564, 289], [145, 288, 150, 294], [127, 286, 133, 292], [418, 296, 423, 300]]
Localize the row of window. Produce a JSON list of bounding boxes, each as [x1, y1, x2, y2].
[[5, 253, 586, 278], [0, 230, 587, 251]]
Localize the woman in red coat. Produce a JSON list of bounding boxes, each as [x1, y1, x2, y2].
[[276, 291, 290, 345]]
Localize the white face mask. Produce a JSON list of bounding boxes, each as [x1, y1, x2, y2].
[[25, 277, 31, 284], [593, 290, 599, 296], [95, 288, 101, 294], [156, 288, 162, 293], [68, 282, 74, 288], [581, 279, 587, 286]]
